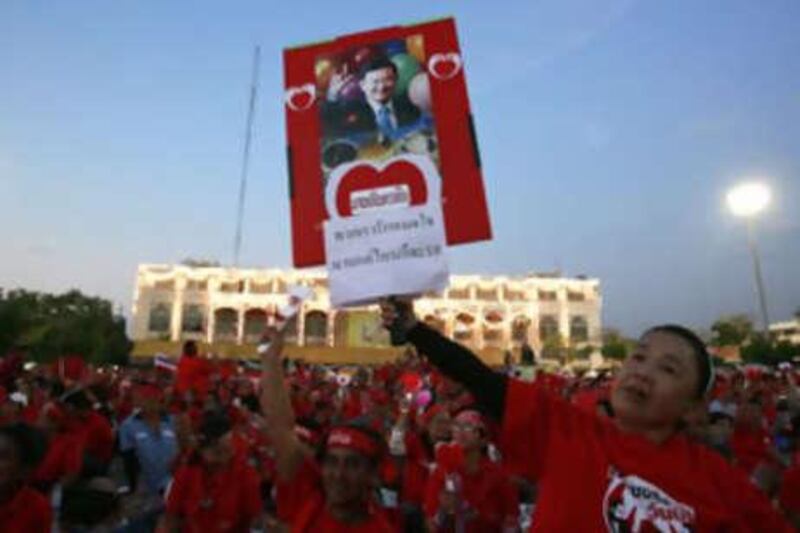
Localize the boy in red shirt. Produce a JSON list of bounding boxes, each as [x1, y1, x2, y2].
[[381, 298, 793, 532]]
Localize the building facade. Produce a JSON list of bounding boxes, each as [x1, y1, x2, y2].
[[770, 318, 800, 345], [131, 264, 602, 357]]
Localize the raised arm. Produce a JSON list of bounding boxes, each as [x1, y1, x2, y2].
[[380, 298, 508, 421], [259, 323, 309, 481]]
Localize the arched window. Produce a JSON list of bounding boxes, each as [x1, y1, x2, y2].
[[181, 304, 205, 333], [304, 311, 328, 346], [511, 316, 531, 343], [454, 313, 475, 343], [570, 316, 589, 343], [538, 315, 559, 342], [214, 308, 238, 340], [243, 309, 267, 343], [148, 303, 171, 333]]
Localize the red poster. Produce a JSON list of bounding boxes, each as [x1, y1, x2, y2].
[[284, 18, 491, 267]]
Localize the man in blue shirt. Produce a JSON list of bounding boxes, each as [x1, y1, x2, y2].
[[119, 382, 179, 530]]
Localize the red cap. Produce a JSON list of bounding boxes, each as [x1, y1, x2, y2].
[[326, 427, 381, 460]]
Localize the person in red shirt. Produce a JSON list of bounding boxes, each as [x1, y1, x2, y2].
[[62, 387, 115, 473], [260, 324, 394, 532], [381, 298, 793, 532], [162, 409, 262, 532], [33, 403, 84, 491], [0, 422, 51, 533], [731, 395, 772, 476], [424, 409, 518, 532], [176, 340, 213, 399]]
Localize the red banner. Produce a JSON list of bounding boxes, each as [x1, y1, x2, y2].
[[284, 18, 491, 267]]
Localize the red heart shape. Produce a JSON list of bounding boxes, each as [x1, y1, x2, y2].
[[293, 92, 311, 109], [428, 53, 462, 81], [285, 84, 316, 111], [433, 59, 456, 78], [335, 160, 428, 218]]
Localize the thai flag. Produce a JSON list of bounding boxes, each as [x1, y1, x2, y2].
[[154, 354, 177, 372]]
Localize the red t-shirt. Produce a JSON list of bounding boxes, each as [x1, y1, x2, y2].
[[79, 411, 115, 464], [423, 455, 518, 532], [276, 459, 394, 532], [166, 458, 262, 532], [779, 463, 800, 514], [500, 379, 792, 532], [0, 485, 51, 532], [731, 426, 771, 475], [34, 431, 83, 486], [176, 355, 212, 397]]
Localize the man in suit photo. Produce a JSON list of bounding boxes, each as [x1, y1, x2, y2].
[[322, 56, 422, 144]]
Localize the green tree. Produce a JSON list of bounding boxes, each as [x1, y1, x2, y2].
[[0, 288, 131, 365], [710, 314, 753, 347], [601, 328, 631, 361], [741, 332, 799, 366]]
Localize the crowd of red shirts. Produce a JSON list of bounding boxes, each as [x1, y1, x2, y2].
[[0, 349, 799, 532]]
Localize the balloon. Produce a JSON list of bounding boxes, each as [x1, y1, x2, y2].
[[415, 389, 432, 408], [406, 34, 425, 63], [407, 72, 431, 113], [382, 39, 407, 57], [351, 46, 380, 71], [390, 53, 420, 97], [315, 58, 335, 90], [338, 77, 363, 102]]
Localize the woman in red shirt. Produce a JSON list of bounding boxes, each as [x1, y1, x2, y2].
[[381, 298, 793, 532], [424, 409, 518, 532], [0, 422, 51, 533]]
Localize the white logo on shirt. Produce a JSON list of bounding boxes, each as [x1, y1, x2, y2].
[[603, 468, 696, 532]]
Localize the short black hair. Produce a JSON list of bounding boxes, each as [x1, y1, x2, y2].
[[646, 324, 713, 399], [358, 56, 397, 80], [0, 422, 48, 470], [197, 410, 232, 448], [62, 388, 92, 411], [183, 340, 198, 357]]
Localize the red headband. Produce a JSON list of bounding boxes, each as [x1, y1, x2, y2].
[[454, 409, 484, 429], [326, 427, 381, 460]]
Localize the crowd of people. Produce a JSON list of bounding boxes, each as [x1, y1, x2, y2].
[[0, 301, 799, 531]]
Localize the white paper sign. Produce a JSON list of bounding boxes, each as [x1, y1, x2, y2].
[[324, 154, 449, 307], [325, 205, 448, 307]]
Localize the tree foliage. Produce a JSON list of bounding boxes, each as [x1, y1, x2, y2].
[[710, 314, 753, 347], [0, 288, 131, 365], [601, 328, 632, 361], [740, 332, 799, 366]]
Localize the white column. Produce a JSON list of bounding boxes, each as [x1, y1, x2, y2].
[[236, 308, 245, 345], [171, 278, 185, 342], [207, 307, 216, 344], [297, 308, 306, 347]]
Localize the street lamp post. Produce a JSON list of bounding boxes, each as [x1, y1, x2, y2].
[[726, 182, 771, 333]]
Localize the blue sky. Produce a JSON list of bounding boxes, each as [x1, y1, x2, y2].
[[1, 0, 798, 335]]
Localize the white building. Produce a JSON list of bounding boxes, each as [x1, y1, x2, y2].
[[131, 264, 602, 358], [770, 317, 800, 345]]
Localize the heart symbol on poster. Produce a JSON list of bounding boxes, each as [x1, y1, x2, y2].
[[427, 53, 462, 81], [284, 84, 316, 111], [325, 155, 440, 219]]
